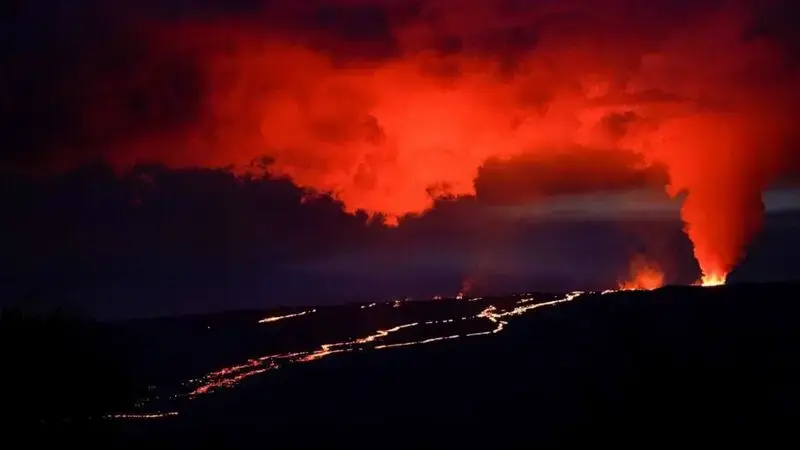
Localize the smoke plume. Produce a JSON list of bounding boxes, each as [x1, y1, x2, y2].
[[5, 0, 800, 283]]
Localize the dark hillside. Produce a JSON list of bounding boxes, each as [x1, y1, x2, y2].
[[117, 283, 800, 447]]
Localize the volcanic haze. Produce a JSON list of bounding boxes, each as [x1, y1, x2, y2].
[[6, 0, 800, 283]]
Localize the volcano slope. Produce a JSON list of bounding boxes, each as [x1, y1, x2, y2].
[[116, 283, 800, 447]]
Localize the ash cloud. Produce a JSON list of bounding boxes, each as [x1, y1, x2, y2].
[[475, 149, 669, 205], [3, 0, 800, 284]]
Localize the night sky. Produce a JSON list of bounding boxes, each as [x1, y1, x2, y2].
[[2, 0, 800, 318]]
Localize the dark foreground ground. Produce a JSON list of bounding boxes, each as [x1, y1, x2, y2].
[[7, 283, 800, 447]]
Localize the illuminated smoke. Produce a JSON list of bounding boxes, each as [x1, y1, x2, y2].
[[457, 277, 474, 300], [25, 1, 800, 282], [618, 256, 665, 291]]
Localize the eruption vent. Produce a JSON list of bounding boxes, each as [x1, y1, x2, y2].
[[619, 256, 665, 291]]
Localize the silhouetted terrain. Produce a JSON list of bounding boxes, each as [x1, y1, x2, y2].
[[10, 283, 800, 447], [0, 306, 138, 439]]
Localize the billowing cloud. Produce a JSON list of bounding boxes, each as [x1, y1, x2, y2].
[[3, 0, 800, 285], [475, 149, 669, 204]]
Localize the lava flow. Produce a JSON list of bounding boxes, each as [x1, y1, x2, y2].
[[258, 309, 316, 324], [122, 279, 732, 417], [119, 291, 586, 418], [106, 412, 179, 420], [182, 292, 584, 398]]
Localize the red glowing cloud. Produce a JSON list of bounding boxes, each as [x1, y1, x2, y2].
[[11, 0, 800, 283]]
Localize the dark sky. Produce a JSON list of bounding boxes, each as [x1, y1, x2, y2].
[[2, 0, 800, 318]]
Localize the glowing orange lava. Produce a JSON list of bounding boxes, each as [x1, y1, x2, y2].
[[118, 290, 586, 419], [618, 257, 665, 291], [456, 277, 474, 300], [258, 309, 315, 324], [106, 411, 179, 420], [699, 272, 727, 287]]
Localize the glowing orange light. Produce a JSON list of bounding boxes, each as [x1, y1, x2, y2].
[[618, 257, 665, 291], [165, 291, 585, 407], [258, 309, 315, 324], [698, 272, 727, 287], [107, 411, 179, 420]]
